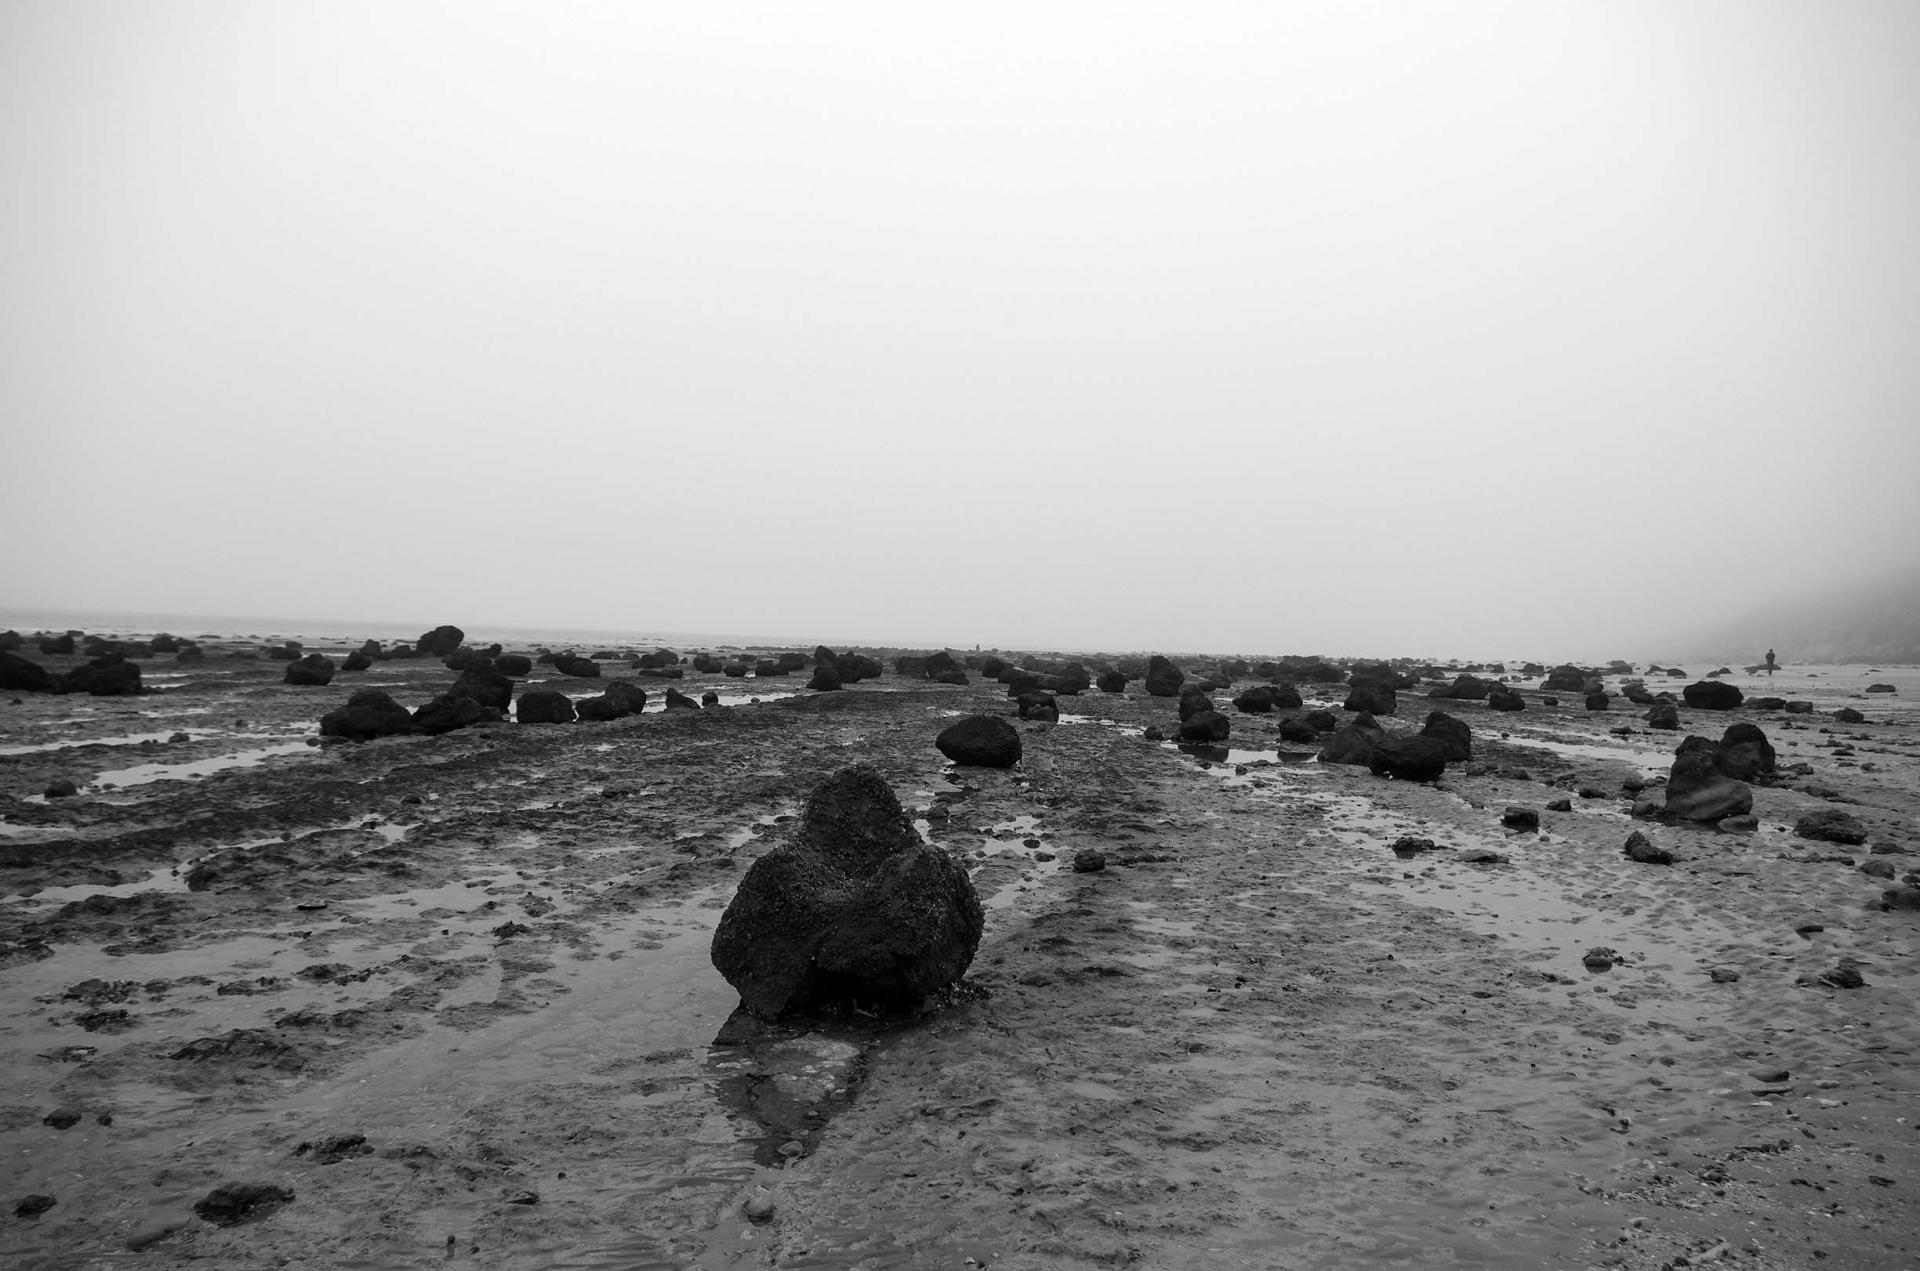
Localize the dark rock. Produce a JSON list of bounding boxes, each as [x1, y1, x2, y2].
[[701, 690, 720, 707], [552, 655, 601, 678], [693, 653, 725, 674], [450, 670, 514, 713], [1623, 831, 1673, 864], [1585, 692, 1610, 711], [516, 690, 577, 724], [1178, 710, 1230, 743], [1815, 961, 1866, 989], [1683, 680, 1744, 710], [15, 1194, 56, 1217], [1343, 684, 1396, 715], [193, 1181, 294, 1226], [1444, 674, 1493, 701], [411, 694, 492, 735], [709, 766, 984, 1019], [0, 650, 53, 693], [1390, 835, 1438, 856], [1368, 734, 1450, 782], [1542, 664, 1590, 693], [45, 777, 80, 798], [1646, 700, 1680, 730], [341, 651, 372, 673], [664, 687, 699, 710], [1794, 809, 1868, 845], [1713, 722, 1776, 781], [416, 625, 465, 658], [494, 654, 533, 678], [1071, 849, 1106, 873], [1016, 692, 1059, 722], [723, 663, 750, 678], [1834, 707, 1864, 723], [1457, 849, 1508, 864], [67, 656, 143, 696], [1177, 688, 1214, 722], [807, 663, 843, 692], [1865, 683, 1896, 694], [39, 633, 77, 655], [1144, 655, 1184, 698], [1545, 797, 1572, 812], [1097, 669, 1128, 694], [936, 715, 1022, 767], [1502, 806, 1539, 830], [43, 1107, 83, 1129], [1881, 886, 1920, 911], [838, 653, 884, 684], [1318, 713, 1384, 765], [1277, 715, 1319, 744], [319, 690, 416, 743], [1582, 948, 1616, 972], [1664, 736, 1752, 821], [295, 1133, 373, 1164], [577, 681, 648, 722], [1419, 711, 1471, 762], [1487, 685, 1525, 712], [1303, 709, 1338, 732]]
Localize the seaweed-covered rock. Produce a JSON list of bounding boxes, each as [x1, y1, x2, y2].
[[319, 689, 415, 743], [936, 715, 1022, 767], [710, 766, 985, 1019]]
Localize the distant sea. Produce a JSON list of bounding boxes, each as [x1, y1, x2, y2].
[[0, 608, 884, 654]]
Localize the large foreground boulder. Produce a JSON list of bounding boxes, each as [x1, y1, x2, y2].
[[1663, 736, 1752, 821], [936, 715, 1022, 767], [710, 766, 985, 1019], [319, 690, 415, 743]]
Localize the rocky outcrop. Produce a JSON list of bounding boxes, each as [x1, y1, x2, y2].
[[1343, 684, 1396, 715], [319, 690, 415, 743], [516, 690, 577, 724], [1419, 711, 1472, 762], [576, 682, 648, 722], [936, 715, 1022, 767], [412, 693, 493, 735], [1178, 710, 1230, 743], [1713, 722, 1776, 781], [1368, 735, 1450, 782], [1144, 656, 1184, 698], [1487, 685, 1525, 712], [1683, 680, 1743, 710], [1794, 809, 1868, 845], [1663, 736, 1752, 821], [416, 625, 465, 659], [0, 650, 53, 693], [710, 766, 985, 1019], [1318, 713, 1384, 765]]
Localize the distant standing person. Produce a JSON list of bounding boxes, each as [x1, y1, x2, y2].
[[1765, 648, 1777, 675]]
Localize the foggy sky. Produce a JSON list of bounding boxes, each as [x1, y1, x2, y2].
[[5, 1, 1918, 659]]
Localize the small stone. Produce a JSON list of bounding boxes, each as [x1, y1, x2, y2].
[[1749, 1067, 1789, 1083], [777, 1140, 805, 1158], [504, 1190, 539, 1205], [1582, 948, 1617, 972], [1794, 922, 1825, 935], [1071, 849, 1106, 873], [1709, 968, 1741, 983], [44, 778, 79, 798], [1457, 849, 1508, 864], [193, 1181, 294, 1226], [1720, 814, 1759, 832], [1545, 798, 1572, 812], [743, 1192, 777, 1223], [1501, 806, 1539, 830], [1817, 962, 1866, 989], [14, 1194, 56, 1218], [42, 1107, 82, 1130]]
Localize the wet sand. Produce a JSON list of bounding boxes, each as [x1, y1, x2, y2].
[[2, 647, 1917, 1269]]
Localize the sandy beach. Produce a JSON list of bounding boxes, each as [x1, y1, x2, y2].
[[2, 635, 1916, 1270]]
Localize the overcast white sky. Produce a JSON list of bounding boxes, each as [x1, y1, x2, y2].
[[4, 1, 1917, 658]]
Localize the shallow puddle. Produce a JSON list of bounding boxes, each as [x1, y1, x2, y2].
[[89, 741, 317, 789]]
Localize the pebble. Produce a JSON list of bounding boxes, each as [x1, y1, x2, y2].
[[1749, 1068, 1789, 1083], [1071, 849, 1106, 873], [1582, 948, 1617, 972], [1709, 968, 1741, 983], [743, 1192, 777, 1223], [14, 1194, 56, 1218]]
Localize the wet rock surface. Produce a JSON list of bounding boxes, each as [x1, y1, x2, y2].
[[0, 644, 1915, 1269]]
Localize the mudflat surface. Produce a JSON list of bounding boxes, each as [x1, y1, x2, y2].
[[3, 649, 1918, 1269]]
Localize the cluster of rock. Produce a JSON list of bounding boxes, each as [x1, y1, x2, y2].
[[1314, 710, 1472, 782], [1635, 723, 1777, 822], [0, 649, 144, 696]]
